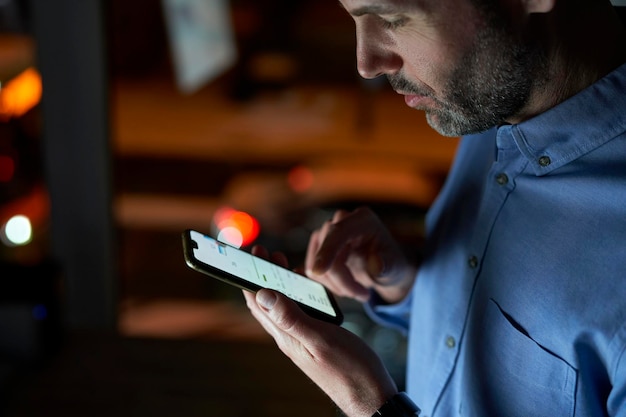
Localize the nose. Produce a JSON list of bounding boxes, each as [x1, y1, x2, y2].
[[355, 21, 402, 79]]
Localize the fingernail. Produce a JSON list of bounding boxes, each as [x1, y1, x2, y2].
[[256, 290, 277, 311], [367, 254, 384, 277], [312, 257, 325, 275]]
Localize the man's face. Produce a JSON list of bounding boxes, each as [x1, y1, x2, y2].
[[340, 0, 541, 136]]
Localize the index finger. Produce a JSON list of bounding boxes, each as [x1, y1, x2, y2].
[[309, 209, 370, 274]]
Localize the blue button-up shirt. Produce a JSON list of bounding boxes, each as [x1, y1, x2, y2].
[[371, 63, 626, 416]]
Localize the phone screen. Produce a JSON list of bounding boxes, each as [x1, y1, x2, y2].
[[182, 230, 342, 324]]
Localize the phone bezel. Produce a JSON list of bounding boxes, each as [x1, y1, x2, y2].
[[182, 229, 343, 325]]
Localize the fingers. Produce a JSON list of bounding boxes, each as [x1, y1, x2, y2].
[[243, 290, 278, 338], [305, 208, 387, 301], [256, 289, 300, 333], [243, 289, 399, 416], [243, 290, 296, 347], [312, 208, 377, 274], [306, 226, 369, 301], [304, 228, 322, 276], [251, 245, 289, 268], [251, 290, 332, 339], [319, 260, 366, 301], [244, 290, 303, 336], [305, 210, 350, 275], [244, 289, 323, 362], [270, 251, 289, 268], [251, 245, 269, 259]]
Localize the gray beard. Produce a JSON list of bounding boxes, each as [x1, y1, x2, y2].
[[388, 16, 545, 137]]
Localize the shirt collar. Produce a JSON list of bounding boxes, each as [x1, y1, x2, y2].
[[498, 62, 626, 176]]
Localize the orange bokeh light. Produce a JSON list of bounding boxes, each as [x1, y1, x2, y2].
[[0, 67, 42, 121]]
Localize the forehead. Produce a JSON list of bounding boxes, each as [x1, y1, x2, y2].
[[337, 0, 433, 15]]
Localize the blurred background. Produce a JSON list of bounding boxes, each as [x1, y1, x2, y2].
[[0, 0, 461, 415]]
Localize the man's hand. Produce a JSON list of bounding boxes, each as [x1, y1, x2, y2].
[[305, 207, 417, 304], [243, 288, 398, 417]]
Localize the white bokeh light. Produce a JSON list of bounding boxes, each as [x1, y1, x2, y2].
[[217, 226, 243, 248], [2, 215, 33, 246]]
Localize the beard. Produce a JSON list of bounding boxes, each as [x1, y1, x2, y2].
[[388, 11, 546, 137]]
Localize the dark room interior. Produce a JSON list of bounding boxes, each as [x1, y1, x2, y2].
[[0, 0, 461, 415]]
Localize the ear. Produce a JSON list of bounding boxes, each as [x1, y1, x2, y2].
[[523, 0, 556, 13]]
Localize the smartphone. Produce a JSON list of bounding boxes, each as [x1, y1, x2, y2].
[[182, 229, 343, 325]]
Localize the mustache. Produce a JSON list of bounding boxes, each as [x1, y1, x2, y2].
[[387, 73, 432, 97]]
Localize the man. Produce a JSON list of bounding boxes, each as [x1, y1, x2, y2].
[[244, 0, 626, 415]]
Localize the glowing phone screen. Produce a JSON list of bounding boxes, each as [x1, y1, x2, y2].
[[190, 230, 337, 318]]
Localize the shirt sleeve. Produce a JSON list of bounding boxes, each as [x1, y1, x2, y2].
[[362, 289, 413, 336]]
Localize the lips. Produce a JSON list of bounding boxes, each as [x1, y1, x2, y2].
[[403, 94, 429, 108]]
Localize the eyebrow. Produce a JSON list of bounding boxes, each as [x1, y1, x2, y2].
[[337, 1, 399, 17]]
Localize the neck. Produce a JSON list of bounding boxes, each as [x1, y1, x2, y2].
[[509, 0, 626, 123]]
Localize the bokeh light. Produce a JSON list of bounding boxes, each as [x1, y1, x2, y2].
[[287, 165, 314, 193], [0, 67, 42, 120], [1, 214, 33, 246], [213, 207, 260, 248]]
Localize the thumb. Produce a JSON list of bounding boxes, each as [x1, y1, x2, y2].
[[366, 251, 385, 278], [256, 289, 301, 332], [256, 289, 278, 311]]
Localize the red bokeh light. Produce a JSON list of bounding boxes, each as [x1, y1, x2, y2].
[[287, 165, 314, 193], [213, 207, 260, 247]]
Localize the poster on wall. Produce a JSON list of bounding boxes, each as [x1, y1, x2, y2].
[[161, 0, 237, 94]]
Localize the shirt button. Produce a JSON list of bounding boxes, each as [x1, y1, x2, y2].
[[468, 256, 479, 269], [538, 156, 551, 167], [495, 173, 509, 185], [446, 336, 456, 348]]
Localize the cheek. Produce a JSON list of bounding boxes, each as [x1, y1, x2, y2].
[[394, 31, 455, 92], [397, 0, 484, 88], [394, 16, 481, 93]]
